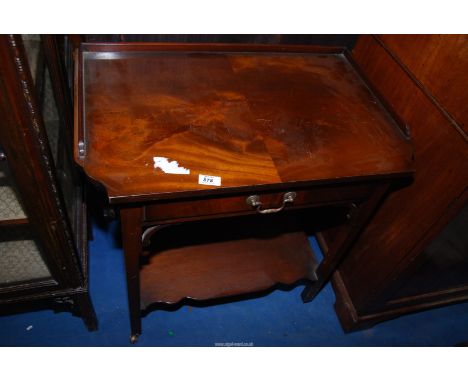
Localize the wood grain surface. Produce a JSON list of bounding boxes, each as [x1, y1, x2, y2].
[[378, 34, 468, 135], [75, 44, 412, 203]]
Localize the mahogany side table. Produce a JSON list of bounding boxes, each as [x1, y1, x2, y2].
[[74, 43, 413, 342]]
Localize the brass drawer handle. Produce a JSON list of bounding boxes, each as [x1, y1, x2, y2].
[[246, 192, 297, 214]]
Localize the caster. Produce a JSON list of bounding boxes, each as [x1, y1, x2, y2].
[[130, 334, 139, 344]]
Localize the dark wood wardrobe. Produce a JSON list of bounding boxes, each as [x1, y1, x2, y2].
[[331, 35, 468, 330]]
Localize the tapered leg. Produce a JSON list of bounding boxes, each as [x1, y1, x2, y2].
[[74, 292, 98, 331], [302, 184, 389, 302], [120, 207, 143, 343]]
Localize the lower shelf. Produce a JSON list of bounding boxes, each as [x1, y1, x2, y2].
[[140, 214, 318, 308]]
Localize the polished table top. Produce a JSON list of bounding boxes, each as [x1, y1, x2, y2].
[[75, 44, 412, 203]]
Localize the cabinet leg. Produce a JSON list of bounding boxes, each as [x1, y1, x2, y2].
[[121, 207, 143, 340], [74, 292, 98, 331]]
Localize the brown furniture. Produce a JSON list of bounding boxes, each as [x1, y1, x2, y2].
[[332, 35, 468, 331], [0, 35, 97, 330], [74, 42, 413, 342]]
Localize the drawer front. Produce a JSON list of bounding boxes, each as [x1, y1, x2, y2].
[[143, 183, 373, 224]]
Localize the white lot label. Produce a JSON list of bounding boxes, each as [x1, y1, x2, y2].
[[198, 174, 221, 186]]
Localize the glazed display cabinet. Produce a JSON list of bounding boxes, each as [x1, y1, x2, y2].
[[0, 34, 96, 330]]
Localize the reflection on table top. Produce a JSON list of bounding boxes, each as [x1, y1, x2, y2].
[[76, 46, 412, 203]]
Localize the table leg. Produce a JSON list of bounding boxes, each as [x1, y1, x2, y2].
[[121, 207, 143, 343], [302, 184, 389, 302]]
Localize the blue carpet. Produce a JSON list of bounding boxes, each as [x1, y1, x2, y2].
[[1, 220, 467, 346]]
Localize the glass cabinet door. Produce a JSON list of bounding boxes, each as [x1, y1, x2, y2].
[[0, 152, 52, 286], [0, 34, 82, 289]]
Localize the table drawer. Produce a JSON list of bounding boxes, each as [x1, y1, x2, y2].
[[143, 183, 372, 224]]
